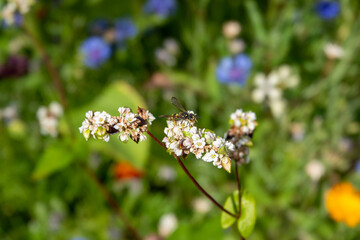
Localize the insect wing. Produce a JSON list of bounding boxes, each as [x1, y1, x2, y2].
[[171, 97, 187, 112], [159, 114, 172, 118]]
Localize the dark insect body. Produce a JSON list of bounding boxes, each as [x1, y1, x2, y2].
[[159, 97, 198, 123]]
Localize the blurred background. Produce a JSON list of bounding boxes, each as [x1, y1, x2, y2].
[[1, 0, 360, 239]]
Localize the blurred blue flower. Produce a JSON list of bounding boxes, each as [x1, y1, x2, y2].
[[355, 160, 360, 173], [143, 0, 177, 18], [89, 19, 109, 35], [1, 13, 23, 28], [80, 37, 111, 69], [216, 54, 252, 85], [315, 1, 340, 20], [114, 18, 137, 42]]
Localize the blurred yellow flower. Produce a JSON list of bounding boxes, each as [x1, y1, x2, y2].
[[325, 182, 360, 227]]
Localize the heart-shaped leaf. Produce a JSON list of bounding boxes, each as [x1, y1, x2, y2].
[[221, 190, 239, 229], [237, 191, 256, 238]]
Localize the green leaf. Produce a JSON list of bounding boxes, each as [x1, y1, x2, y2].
[[32, 142, 75, 180], [220, 190, 239, 229], [237, 191, 257, 238], [72, 81, 150, 168]]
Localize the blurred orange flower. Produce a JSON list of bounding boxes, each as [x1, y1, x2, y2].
[[113, 161, 142, 180], [325, 182, 360, 227]]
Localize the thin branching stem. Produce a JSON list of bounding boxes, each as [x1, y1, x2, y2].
[[82, 165, 142, 240], [146, 130, 238, 218]]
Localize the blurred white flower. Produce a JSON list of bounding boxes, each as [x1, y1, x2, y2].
[[2, 105, 18, 122], [269, 98, 285, 118], [192, 197, 211, 214], [1, 0, 35, 24], [305, 160, 325, 182], [158, 213, 178, 238], [324, 43, 344, 60], [155, 38, 180, 67], [228, 38, 245, 54], [252, 65, 299, 118], [163, 38, 179, 55], [222, 21, 241, 39], [37, 102, 63, 137], [252, 73, 282, 103], [158, 165, 176, 182]]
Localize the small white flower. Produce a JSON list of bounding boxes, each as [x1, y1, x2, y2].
[[225, 141, 235, 151], [324, 43, 344, 60], [182, 138, 193, 149], [213, 137, 224, 148], [163, 38, 179, 55], [305, 160, 325, 182], [204, 131, 216, 141], [194, 138, 206, 149], [37, 107, 47, 120], [194, 151, 203, 159], [222, 21, 241, 39], [118, 107, 130, 115], [146, 111, 156, 124], [94, 112, 107, 124], [192, 197, 211, 214], [125, 112, 136, 122], [172, 126, 182, 136], [85, 110, 93, 119], [169, 141, 178, 151], [252, 73, 282, 103], [158, 213, 178, 238], [203, 150, 218, 162], [119, 132, 129, 142], [174, 147, 182, 156], [158, 165, 176, 182], [139, 134, 147, 142], [228, 38, 245, 54], [103, 134, 110, 142], [189, 127, 197, 135], [49, 102, 63, 117], [192, 134, 201, 141]]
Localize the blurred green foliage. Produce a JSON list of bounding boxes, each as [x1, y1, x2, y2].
[[1, 0, 360, 239]]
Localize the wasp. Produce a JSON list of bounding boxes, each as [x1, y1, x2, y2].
[[160, 97, 198, 123]]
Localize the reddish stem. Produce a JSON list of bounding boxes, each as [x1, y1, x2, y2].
[[146, 130, 238, 218]]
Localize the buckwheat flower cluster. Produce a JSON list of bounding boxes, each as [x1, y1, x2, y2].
[[162, 118, 234, 173], [1, 0, 35, 25], [225, 109, 257, 164], [79, 107, 155, 143], [37, 102, 63, 137]]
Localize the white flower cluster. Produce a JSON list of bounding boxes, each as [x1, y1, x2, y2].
[[79, 107, 155, 143], [37, 102, 63, 137], [162, 118, 234, 173], [230, 109, 257, 135], [226, 109, 257, 164], [1, 0, 35, 24], [155, 38, 179, 67], [252, 65, 299, 118]]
